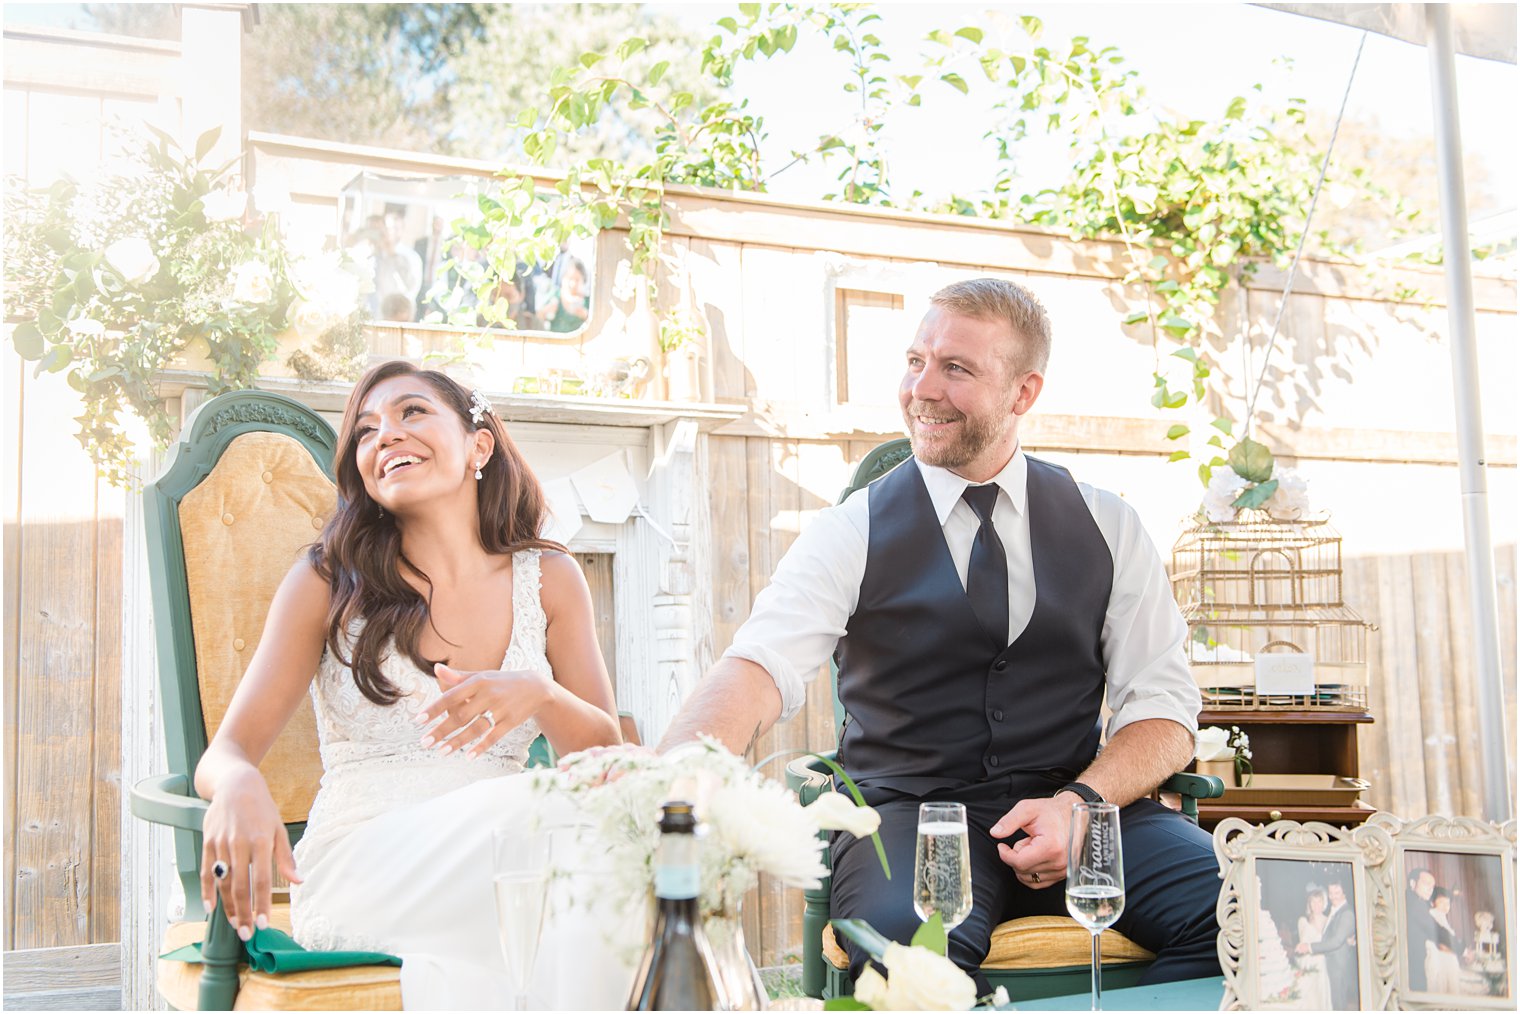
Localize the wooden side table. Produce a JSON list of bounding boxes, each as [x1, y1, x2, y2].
[[1195, 708, 1376, 831]]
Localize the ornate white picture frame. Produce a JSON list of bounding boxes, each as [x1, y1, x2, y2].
[[1369, 813, 1516, 1010], [1214, 817, 1395, 1011]]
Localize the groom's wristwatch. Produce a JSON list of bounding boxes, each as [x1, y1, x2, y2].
[[1055, 781, 1105, 805]]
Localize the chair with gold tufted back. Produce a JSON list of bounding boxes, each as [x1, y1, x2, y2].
[[129, 389, 404, 1010]]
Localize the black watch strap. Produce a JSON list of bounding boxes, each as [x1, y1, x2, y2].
[[1056, 781, 1105, 805]]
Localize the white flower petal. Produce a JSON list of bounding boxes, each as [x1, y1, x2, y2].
[[805, 791, 882, 838]]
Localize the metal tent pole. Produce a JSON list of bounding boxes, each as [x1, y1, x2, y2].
[[1424, 3, 1511, 821]]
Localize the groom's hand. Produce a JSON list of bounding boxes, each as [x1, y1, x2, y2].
[[989, 793, 1080, 889]]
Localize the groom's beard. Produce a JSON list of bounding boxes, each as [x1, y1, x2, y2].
[[903, 399, 1008, 470]]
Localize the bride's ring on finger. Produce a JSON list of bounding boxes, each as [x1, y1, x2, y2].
[[481, 709, 495, 731], [1029, 871, 1040, 883], [212, 860, 229, 880]]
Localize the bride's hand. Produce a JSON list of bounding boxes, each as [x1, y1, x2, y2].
[[201, 766, 302, 940], [419, 663, 553, 759]]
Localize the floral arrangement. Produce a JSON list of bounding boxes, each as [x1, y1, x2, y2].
[[3, 126, 367, 486], [1196, 725, 1254, 786], [829, 915, 1002, 1011], [531, 737, 878, 920], [1200, 437, 1311, 525]]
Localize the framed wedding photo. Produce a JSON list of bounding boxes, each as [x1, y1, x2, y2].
[[1213, 818, 1395, 1011], [1370, 814, 1517, 1010]]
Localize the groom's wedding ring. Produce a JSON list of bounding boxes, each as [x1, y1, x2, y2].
[[1029, 871, 1040, 883], [212, 860, 229, 880], [481, 709, 496, 731]]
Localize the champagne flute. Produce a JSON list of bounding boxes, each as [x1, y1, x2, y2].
[[914, 802, 973, 931], [1066, 802, 1124, 1011], [492, 827, 552, 1011]]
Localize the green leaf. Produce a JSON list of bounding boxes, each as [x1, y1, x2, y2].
[[1166, 424, 1190, 440], [1224, 95, 1247, 120], [1169, 449, 1191, 462], [646, 59, 670, 86], [738, 2, 760, 17], [940, 72, 969, 94], [616, 37, 647, 61], [824, 999, 872, 1011], [11, 322, 45, 360], [1121, 310, 1148, 326], [579, 51, 604, 69], [1232, 478, 1278, 510], [1171, 347, 1199, 363], [910, 912, 948, 956], [194, 125, 222, 162], [954, 26, 984, 44], [1198, 463, 1214, 487], [1228, 437, 1274, 483], [831, 919, 892, 962], [717, 16, 738, 33], [516, 107, 538, 129], [1211, 416, 1234, 435], [1160, 315, 1193, 337], [35, 344, 72, 376]]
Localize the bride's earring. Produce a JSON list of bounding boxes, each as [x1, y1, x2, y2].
[[474, 461, 484, 481]]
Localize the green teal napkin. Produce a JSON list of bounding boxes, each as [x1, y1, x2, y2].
[[160, 925, 401, 973]]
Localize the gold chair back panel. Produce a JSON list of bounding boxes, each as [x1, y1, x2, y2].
[[180, 431, 335, 823]]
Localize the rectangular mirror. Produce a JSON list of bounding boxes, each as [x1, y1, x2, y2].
[[338, 172, 597, 338]]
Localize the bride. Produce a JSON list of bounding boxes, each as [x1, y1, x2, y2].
[[193, 360, 623, 1008], [1295, 886, 1333, 1010]]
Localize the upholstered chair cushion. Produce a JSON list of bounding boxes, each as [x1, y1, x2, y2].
[[179, 431, 336, 822], [820, 915, 1155, 971], [160, 903, 401, 1011]]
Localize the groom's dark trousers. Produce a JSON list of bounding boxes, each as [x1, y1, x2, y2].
[[830, 785, 1222, 994]]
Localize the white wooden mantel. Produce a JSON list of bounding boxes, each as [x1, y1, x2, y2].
[[119, 372, 741, 1008]]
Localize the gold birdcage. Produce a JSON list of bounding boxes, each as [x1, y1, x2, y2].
[[1170, 512, 1375, 710]]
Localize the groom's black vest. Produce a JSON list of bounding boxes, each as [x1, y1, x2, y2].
[[835, 456, 1114, 801]]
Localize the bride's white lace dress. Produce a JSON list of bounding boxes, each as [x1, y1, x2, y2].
[[289, 550, 632, 1010]]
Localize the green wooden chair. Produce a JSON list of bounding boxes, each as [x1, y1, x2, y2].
[[783, 438, 1225, 1002], [128, 389, 409, 1010]]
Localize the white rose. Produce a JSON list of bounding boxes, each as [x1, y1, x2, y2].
[[250, 177, 291, 215], [704, 780, 826, 889], [805, 791, 882, 838], [232, 261, 275, 304], [1266, 467, 1310, 520], [67, 317, 105, 338], [1195, 726, 1231, 762], [855, 965, 890, 1008], [103, 237, 159, 285], [880, 942, 979, 1010], [287, 298, 334, 340], [1201, 467, 1248, 523], [201, 189, 247, 222]]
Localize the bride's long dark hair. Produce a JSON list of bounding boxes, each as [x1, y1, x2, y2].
[[309, 360, 565, 705]]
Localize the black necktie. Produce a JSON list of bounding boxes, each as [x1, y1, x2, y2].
[[961, 484, 1009, 648]]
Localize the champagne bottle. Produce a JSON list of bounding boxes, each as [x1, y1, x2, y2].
[[627, 801, 726, 1011]]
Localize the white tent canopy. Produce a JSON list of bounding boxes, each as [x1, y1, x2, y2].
[[1257, 3, 1515, 821]]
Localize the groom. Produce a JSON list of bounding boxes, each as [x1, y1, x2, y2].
[[1298, 880, 1358, 1009], [662, 278, 1221, 988]]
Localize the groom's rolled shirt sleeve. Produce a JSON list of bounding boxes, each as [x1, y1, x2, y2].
[[1092, 488, 1202, 738], [722, 492, 868, 723]]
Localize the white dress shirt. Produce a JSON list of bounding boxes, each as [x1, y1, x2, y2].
[[723, 447, 1201, 739]]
